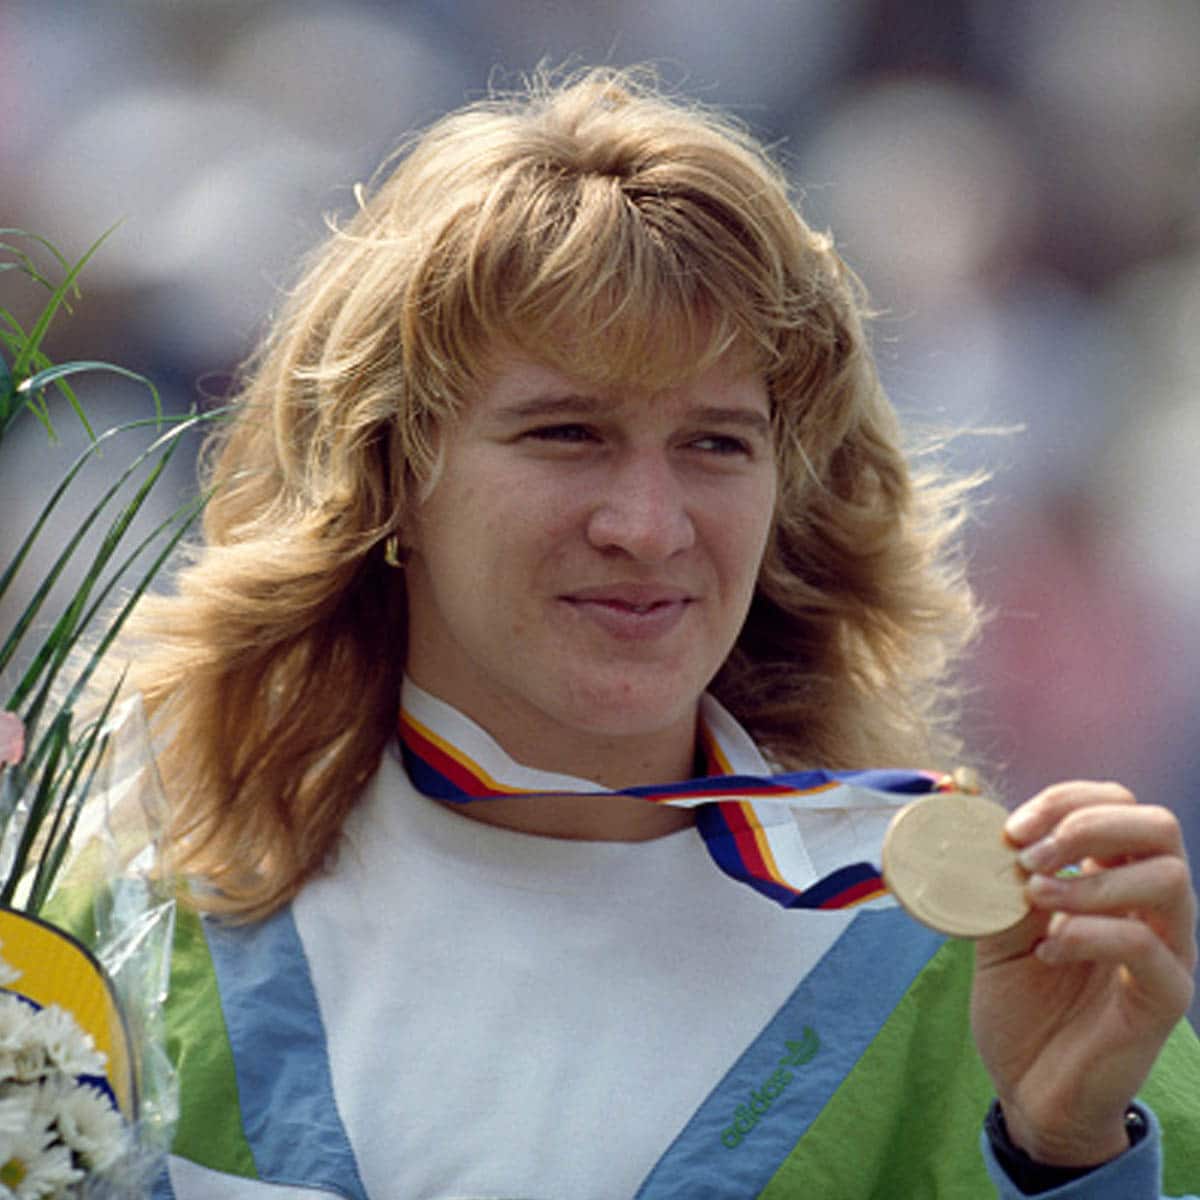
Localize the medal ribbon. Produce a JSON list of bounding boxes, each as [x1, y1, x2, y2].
[[399, 702, 960, 913]]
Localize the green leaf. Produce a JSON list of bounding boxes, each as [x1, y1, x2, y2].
[[0, 709, 71, 907], [0, 234, 69, 296], [20, 466, 207, 738], [58, 487, 209, 723], [2, 413, 209, 725], [0, 225, 219, 916], [5, 224, 119, 440], [0, 331, 88, 440], [0, 414, 199, 668], [9, 227, 110, 379], [0, 229, 74, 279], [19, 359, 161, 426], [24, 680, 124, 914]]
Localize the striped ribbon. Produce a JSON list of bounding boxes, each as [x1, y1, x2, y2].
[[399, 706, 960, 913]]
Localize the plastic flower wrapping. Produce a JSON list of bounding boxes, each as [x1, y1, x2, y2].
[[0, 698, 178, 1198], [2, 231, 207, 1195]]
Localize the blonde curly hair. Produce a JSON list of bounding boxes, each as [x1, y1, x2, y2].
[[120, 66, 980, 919]]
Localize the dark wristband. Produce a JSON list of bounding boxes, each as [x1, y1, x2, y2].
[[985, 1102, 1147, 1195]]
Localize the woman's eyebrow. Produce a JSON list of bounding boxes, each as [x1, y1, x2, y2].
[[691, 407, 772, 439], [498, 393, 601, 420], [497, 397, 771, 436]]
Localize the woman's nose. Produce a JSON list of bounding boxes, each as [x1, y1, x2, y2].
[[585, 451, 696, 562]]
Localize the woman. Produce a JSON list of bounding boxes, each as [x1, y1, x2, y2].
[[123, 68, 1198, 1198]]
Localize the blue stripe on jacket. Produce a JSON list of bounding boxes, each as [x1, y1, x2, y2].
[[204, 906, 369, 1199], [635, 907, 944, 1200]]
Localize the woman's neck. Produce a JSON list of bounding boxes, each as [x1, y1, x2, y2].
[[403, 682, 703, 841], [439, 791, 695, 842]]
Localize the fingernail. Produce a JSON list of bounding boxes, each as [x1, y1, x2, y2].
[[1035, 912, 1070, 963], [1026, 873, 1062, 900], [1017, 837, 1058, 873], [1005, 809, 1037, 840], [1035, 937, 1061, 963]]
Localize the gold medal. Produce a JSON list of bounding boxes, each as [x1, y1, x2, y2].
[[881, 792, 1030, 938]]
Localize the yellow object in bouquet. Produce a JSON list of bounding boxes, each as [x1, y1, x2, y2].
[[0, 907, 136, 1120]]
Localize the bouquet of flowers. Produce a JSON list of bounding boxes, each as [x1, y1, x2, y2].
[[0, 229, 210, 1195], [0, 922, 130, 1194]]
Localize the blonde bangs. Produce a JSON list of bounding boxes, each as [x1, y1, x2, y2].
[[387, 84, 807, 406]]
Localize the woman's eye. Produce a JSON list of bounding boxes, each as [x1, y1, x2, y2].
[[525, 424, 597, 444], [691, 434, 751, 456]]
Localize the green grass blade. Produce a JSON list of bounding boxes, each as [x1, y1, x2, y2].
[[0, 312, 26, 427], [0, 236, 70, 298], [0, 420, 138, 614], [0, 308, 30, 337], [72, 485, 208, 648], [0, 710, 71, 907], [0, 310, 31, 352], [59, 490, 209, 716], [10, 225, 117, 384], [18, 360, 161, 426], [12, 451, 210, 754], [7, 428, 185, 730], [9, 492, 206, 806], [0, 229, 74, 279], [0, 226, 212, 915], [0, 412, 206, 663], [24, 681, 124, 914], [0, 339, 89, 441]]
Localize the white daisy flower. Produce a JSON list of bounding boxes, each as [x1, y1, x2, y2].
[[51, 1084, 128, 1172], [29, 1008, 105, 1079], [5, 1045, 50, 1086], [1, 1137, 80, 1195], [0, 956, 135, 1193], [0, 1094, 29, 1137], [25, 1077, 69, 1126], [0, 1128, 80, 1200], [0, 997, 39, 1055]]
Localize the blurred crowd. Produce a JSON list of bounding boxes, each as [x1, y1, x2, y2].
[[2, 0, 1198, 1019]]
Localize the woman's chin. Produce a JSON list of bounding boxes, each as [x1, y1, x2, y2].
[[556, 679, 704, 741]]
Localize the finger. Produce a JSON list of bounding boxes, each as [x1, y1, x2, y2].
[[1005, 781, 1139, 847], [1026, 855, 1198, 966], [975, 906, 1051, 964], [1015, 803, 1187, 876], [1034, 912, 1197, 1023]]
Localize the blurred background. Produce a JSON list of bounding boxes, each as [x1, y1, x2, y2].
[[1, 0, 1197, 1024]]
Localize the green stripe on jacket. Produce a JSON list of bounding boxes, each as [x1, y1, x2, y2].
[[164, 906, 259, 1179], [761, 938, 1200, 1199]]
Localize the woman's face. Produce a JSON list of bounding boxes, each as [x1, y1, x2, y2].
[[402, 352, 777, 782]]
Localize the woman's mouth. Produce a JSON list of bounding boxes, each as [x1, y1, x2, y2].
[[561, 590, 694, 640]]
